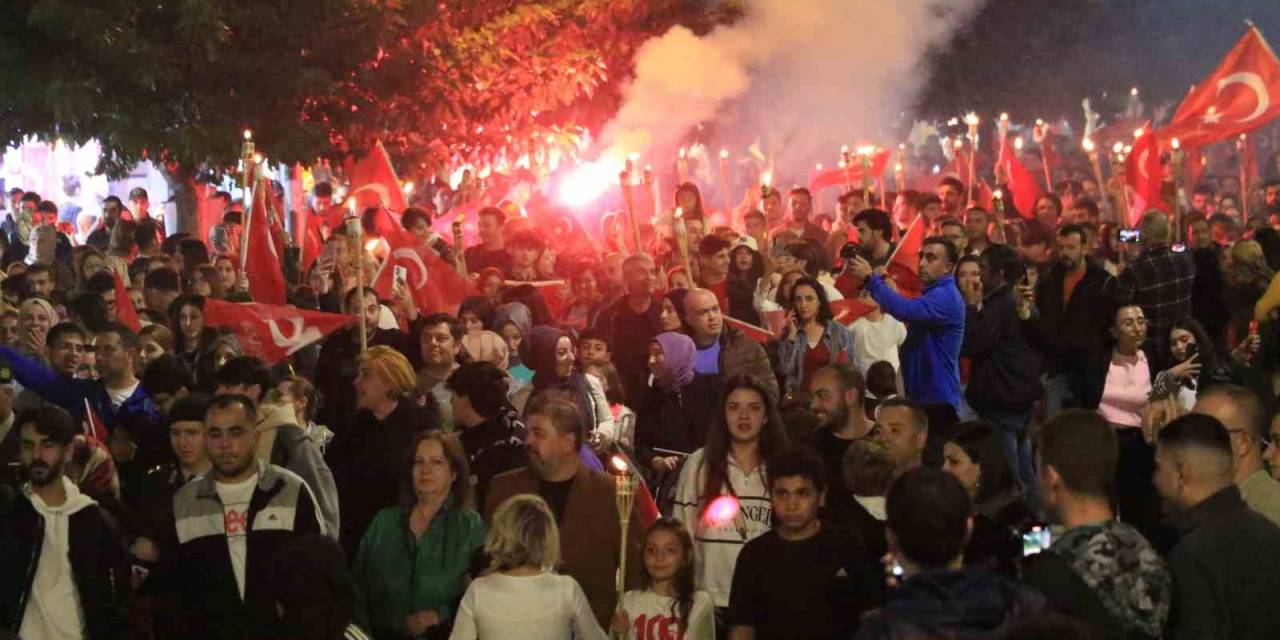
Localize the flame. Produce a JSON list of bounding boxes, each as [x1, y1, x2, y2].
[[964, 112, 980, 127], [894, 162, 903, 172], [1112, 142, 1125, 154], [841, 144, 850, 154], [719, 149, 729, 159], [243, 129, 252, 140], [678, 147, 687, 159], [675, 206, 684, 221], [1171, 138, 1181, 150], [364, 239, 379, 253], [993, 188, 1004, 199], [1014, 137, 1024, 151], [1130, 87, 1139, 96], [1082, 137, 1095, 153], [815, 163, 824, 171], [1133, 128, 1144, 140], [628, 151, 641, 163], [402, 181, 414, 195], [999, 112, 1009, 122], [252, 153, 264, 165], [761, 171, 773, 188], [557, 156, 624, 208], [609, 455, 629, 473]]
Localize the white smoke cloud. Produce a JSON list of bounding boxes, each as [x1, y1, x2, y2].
[[599, 0, 987, 185]]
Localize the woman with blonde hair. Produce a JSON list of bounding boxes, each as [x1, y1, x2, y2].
[[1225, 239, 1274, 341], [331, 345, 442, 558], [450, 495, 607, 640]]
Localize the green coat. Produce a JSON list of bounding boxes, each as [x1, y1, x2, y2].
[[353, 502, 486, 639]]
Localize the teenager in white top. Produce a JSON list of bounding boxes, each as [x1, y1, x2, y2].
[[450, 494, 606, 640], [672, 374, 790, 612], [847, 290, 906, 376], [612, 518, 715, 640]]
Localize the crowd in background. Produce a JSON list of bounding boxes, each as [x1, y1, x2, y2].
[[3, 145, 1280, 640]]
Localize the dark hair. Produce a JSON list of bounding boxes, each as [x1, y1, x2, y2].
[[84, 271, 115, 296], [698, 374, 789, 507], [45, 322, 87, 349], [1038, 409, 1117, 499], [947, 422, 1019, 504], [591, 362, 626, 405], [280, 376, 319, 423], [525, 391, 585, 450], [1057, 223, 1088, 245], [922, 235, 958, 266], [66, 292, 111, 333], [1157, 413, 1234, 468], [886, 467, 971, 568], [16, 406, 77, 446], [458, 296, 496, 330], [214, 356, 273, 397], [843, 439, 895, 496], [981, 244, 1024, 285], [1035, 193, 1064, 217], [402, 430, 473, 510], [168, 393, 212, 424], [419, 312, 465, 343], [142, 354, 195, 397], [342, 285, 379, 313], [207, 393, 259, 422], [814, 364, 864, 406], [878, 396, 927, 433], [313, 182, 333, 198], [865, 360, 898, 398], [674, 183, 706, 219], [783, 242, 819, 276], [788, 187, 813, 201], [1020, 220, 1053, 248], [167, 294, 208, 353], [478, 206, 506, 227], [789, 276, 834, 325], [1070, 198, 1100, 220], [401, 207, 431, 231], [446, 362, 512, 418], [937, 176, 964, 193], [96, 322, 139, 352], [144, 267, 180, 293], [697, 233, 731, 257], [644, 518, 697, 633], [767, 446, 827, 494], [134, 218, 160, 249], [852, 209, 893, 242], [1167, 315, 1220, 375], [507, 229, 546, 251]]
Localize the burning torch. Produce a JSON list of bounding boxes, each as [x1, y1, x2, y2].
[[609, 455, 638, 611]]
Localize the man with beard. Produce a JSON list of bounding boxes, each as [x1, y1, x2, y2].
[[1017, 224, 1114, 414], [0, 406, 130, 639], [808, 365, 872, 506], [483, 392, 644, 629], [170, 394, 323, 639]]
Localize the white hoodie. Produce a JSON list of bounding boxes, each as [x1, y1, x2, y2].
[[20, 476, 96, 640]]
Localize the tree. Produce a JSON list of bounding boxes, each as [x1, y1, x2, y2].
[[0, 0, 712, 232]]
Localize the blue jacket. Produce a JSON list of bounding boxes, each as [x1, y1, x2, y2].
[[865, 273, 964, 408], [0, 346, 165, 462]]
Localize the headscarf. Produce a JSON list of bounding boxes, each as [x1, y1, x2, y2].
[[521, 325, 594, 427], [462, 330, 510, 370], [493, 302, 532, 366], [654, 331, 696, 391]]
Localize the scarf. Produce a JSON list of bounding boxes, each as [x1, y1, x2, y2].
[[521, 325, 595, 427], [654, 331, 696, 391]]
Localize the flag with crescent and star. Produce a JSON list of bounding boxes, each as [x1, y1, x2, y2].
[[372, 226, 472, 316], [202, 299, 353, 364], [346, 140, 408, 213], [1156, 25, 1280, 149], [1124, 123, 1167, 226]]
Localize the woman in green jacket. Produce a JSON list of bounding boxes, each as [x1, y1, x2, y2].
[[353, 431, 487, 639]]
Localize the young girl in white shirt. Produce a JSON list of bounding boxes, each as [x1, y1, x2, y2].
[[611, 518, 715, 640]]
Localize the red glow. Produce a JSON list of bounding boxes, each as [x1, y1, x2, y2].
[[703, 495, 740, 527]]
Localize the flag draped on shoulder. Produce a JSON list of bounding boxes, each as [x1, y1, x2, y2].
[[202, 298, 352, 364], [1156, 25, 1280, 148]]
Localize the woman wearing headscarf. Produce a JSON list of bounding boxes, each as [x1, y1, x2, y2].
[[510, 325, 614, 447], [634, 332, 699, 494], [493, 302, 534, 384]]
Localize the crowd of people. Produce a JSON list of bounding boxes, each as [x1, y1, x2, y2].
[[3, 154, 1280, 640]]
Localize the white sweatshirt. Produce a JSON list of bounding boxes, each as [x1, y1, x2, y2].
[[671, 448, 772, 607], [618, 589, 715, 640], [20, 476, 96, 640]]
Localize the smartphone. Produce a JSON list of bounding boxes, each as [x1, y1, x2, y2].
[[394, 265, 408, 286], [1119, 229, 1141, 244], [1184, 342, 1199, 361], [1022, 525, 1053, 556]]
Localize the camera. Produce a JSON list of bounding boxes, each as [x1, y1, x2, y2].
[[1119, 229, 1141, 244], [1021, 524, 1053, 556], [839, 242, 862, 261]]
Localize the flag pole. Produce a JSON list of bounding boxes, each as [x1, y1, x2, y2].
[[240, 178, 256, 276], [1238, 134, 1251, 224], [345, 200, 367, 353], [965, 114, 980, 205]]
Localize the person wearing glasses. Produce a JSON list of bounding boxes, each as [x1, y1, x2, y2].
[[1191, 384, 1280, 527], [848, 235, 965, 465]]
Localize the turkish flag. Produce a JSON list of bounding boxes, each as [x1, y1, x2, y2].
[[244, 182, 288, 305], [808, 149, 891, 192], [300, 215, 326, 273], [372, 227, 471, 316], [995, 135, 1039, 220], [724, 316, 776, 345], [886, 215, 925, 298], [113, 271, 141, 332], [1156, 26, 1280, 149], [82, 398, 109, 444], [203, 298, 353, 364], [1124, 124, 1167, 226], [831, 298, 878, 325], [346, 140, 407, 213]]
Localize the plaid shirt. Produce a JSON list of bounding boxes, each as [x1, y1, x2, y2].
[[1114, 245, 1196, 335]]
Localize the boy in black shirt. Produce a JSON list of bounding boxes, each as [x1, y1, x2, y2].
[[726, 447, 881, 639]]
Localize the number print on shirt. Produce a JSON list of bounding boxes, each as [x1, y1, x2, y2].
[[633, 613, 679, 640]]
